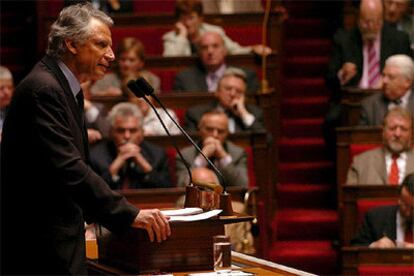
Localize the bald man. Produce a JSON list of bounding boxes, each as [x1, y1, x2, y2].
[[173, 31, 259, 93]]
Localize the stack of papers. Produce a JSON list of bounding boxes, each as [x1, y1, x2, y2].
[[161, 208, 222, 222]]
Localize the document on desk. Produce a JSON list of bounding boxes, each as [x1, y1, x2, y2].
[[163, 209, 223, 222], [161, 207, 203, 216], [187, 271, 254, 276]]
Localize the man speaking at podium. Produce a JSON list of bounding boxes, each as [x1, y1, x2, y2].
[[1, 3, 170, 275]]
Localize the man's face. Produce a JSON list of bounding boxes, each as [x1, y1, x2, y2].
[[199, 114, 229, 144], [399, 186, 414, 222], [71, 18, 115, 81], [382, 64, 411, 101], [110, 115, 143, 147], [0, 78, 14, 109], [180, 12, 202, 37], [358, 8, 383, 41], [383, 114, 412, 153], [118, 50, 144, 78], [198, 33, 227, 71], [384, 0, 410, 23], [215, 75, 246, 109]]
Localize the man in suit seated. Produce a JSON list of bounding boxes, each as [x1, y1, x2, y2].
[[173, 31, 259, 93], [176, 110, 248, 188], [359, 54, 414, 125], [184, 67, 265, 133], [351, 175, 414, 248], [163, 0, 270, 57], [90, 102, 171, 189], [0, 65, 14, 140], [346, 107, 414, 185]]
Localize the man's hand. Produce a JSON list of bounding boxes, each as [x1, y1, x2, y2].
[[133, 209, 171, 242], [251, 44, 272, 56], [202, 137, 228, 159], [339, 62, 357, 85], [87, 128, 102, 144], [175, 21, 188, 38], [369, 236, 396, 248]]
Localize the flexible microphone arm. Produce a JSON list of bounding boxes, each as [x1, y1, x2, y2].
[[132, 77, 229, 193], [127, 80, 194, 186]]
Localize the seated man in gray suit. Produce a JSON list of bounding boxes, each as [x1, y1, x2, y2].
[[359, 54, 414, 126], [173, 31, 259, 93], [176, 110, 248, 188], [347, 107, 414, 185], [351, 176, 414, 248], [184, 67, 265, 133], [90, 102, 171, 189]]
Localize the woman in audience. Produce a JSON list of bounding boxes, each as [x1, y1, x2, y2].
[[162, 0, 270, 57], [91, 37, 160, 96]]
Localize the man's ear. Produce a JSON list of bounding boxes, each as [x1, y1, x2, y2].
[[65, 39, 78, 55]]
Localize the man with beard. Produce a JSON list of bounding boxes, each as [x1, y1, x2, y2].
[[359, 54, 414, 125], [346, 107, 414, 185]]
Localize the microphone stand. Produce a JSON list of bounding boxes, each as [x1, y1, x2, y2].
[[129, 79, 233, 215]]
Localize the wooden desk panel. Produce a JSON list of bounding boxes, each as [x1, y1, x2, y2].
[[340, 88, 381, 126], [342, 247, 414, 275]]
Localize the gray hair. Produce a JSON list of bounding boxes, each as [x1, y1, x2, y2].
[[0, 65, 13, 80], [107, 102, 143, 127], [385, 54, 414, 82], [47, 3, 113, 59], [383, 106, 413, 128], [218, 67, 247, 86]]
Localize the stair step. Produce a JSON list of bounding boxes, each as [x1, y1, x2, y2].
[[281, 118, 324, 138], [284, 18, 331, 38], [268, 241, 338, 275], [281, 96, 328, 119], [273, 209, 338, 240], [282, 77, 329, 98], [277, 183, 333, 209], [283, 56, 329, 77], [284, 39, 331, 57], [279, 137, 326, 162], [279, 161, 334, 183]]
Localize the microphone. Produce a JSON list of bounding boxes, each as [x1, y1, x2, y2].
[[127, 78, 233, 214]]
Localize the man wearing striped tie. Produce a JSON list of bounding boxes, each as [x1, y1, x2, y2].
[[359, 54, 414, 126]]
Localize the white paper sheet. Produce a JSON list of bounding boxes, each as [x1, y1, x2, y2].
[[168, 209, 222, 222], [161, 207, 203, 216]]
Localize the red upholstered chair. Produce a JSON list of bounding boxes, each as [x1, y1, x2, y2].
[[166, 147, 178, 186], [358, 264, 414, 276], [223, 26, 263, 46], [111, 26, 170, 56], [150, 69, 177, 92], [244, 146, 257, 188], [133, 0, 175, 14], [349, 144, 380, 163], [356, 198, 398, 223]]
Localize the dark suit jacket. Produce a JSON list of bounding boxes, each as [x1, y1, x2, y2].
[[326, 24, 412, 94], [184, 100, 265, 132], [351, 205, 398, 246], [359, 91, 414, 126], [173, 63, 260, 94], [0, 56, 139, 275], [90, 139, 171, 189]]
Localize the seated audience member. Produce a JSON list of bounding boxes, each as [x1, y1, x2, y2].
[[351, 176, 414, 248], [323, 0, 412, 155], [346, 107, 414, 185], [0, 66, 14, 138], [173, 31, 259, 93], [184, 67, 265, 132], [202, 0, 263, 14], [129, 96, 180, 136], [163, 0, 270, 57], [91, 37, 160, 97], [190, 167, 255, 253], [176, 110, 248, 188], [359, 55, 414, 126], [384, 0, 414, 50], [90, 102, 171, 189]]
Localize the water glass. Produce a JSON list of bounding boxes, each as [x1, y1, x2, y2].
[[213, 235, 231, 274]]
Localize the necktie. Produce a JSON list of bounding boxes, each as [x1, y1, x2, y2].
[[367, 42, 380, 88], [405, 222, 413, 243], [388, 154, 399, 185]]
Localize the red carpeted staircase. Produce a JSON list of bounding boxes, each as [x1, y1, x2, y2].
[[268, 2, 341, 275]]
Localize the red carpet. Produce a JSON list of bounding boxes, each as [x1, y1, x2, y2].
[[269, 2, 340, 275]]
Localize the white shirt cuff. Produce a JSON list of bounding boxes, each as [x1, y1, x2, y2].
[[85, 105, 99, 123], [241, 112, 255, 127]]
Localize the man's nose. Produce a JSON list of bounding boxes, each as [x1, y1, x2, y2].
[[106, 47, 115, 62]]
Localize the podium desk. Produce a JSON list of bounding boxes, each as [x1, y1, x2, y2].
[[88, 251, 315, 276]]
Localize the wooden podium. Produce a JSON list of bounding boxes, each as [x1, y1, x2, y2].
[[96, 214, 252, 274]]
